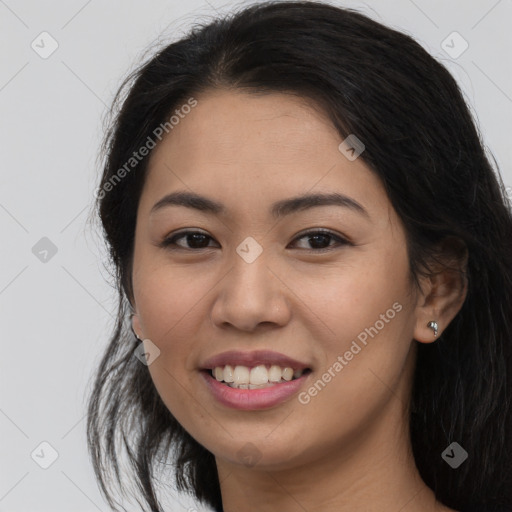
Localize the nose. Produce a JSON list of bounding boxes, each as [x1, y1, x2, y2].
[[209, 250, 292, 332]]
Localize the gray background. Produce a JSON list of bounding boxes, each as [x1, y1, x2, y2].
[[1, 0, 510, 511]]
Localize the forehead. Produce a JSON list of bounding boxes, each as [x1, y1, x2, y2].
[[152, 89, 338, 163], [140, 89, 389, 218]]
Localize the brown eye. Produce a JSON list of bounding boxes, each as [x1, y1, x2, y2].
[[289, 230, 350, 251], [161, 230, 217, 250], [159, 229, 350, 252]]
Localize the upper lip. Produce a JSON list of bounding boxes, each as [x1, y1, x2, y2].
[[201, 350, 311, 371]]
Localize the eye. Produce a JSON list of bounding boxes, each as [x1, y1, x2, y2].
[[159, 228, 351, 252], [160, 230, 218, 250], [289, 229, 350, 252]]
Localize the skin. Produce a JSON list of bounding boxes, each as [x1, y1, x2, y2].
[[131, 89, 467, 512]]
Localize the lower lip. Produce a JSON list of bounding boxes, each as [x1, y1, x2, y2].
[[201, 370, 311, 410]]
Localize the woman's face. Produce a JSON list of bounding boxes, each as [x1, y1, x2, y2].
[[131, 89, 422, 470]]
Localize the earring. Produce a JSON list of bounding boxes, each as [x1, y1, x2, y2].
[[427, 320, 439, 338]]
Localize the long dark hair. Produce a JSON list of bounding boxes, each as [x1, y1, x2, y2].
[[86, 2, 512, 511]]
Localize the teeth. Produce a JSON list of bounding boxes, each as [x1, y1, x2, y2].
[[223, 364, 234, 383], [268, 365, 282, 382], [250, 365, 268, 385], [211, 364, 306, 388], [233, 365, 250, 385], [282, 367, 294, 381]]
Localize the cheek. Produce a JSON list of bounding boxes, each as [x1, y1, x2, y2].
[[293, 297, 413, 450], [132, 261, 213, 415], [299, 241, 411, 346], [299, 244, 414, 406], [136, 265, 210, 426], [133, 259, 211, 343]]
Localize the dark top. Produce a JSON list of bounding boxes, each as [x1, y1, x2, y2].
[[461, 507, 512, 512]]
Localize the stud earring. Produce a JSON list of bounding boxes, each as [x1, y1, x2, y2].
[[427, 320, 439, 338]]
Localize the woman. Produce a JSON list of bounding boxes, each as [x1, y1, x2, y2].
[[87, 2, 512, 511]]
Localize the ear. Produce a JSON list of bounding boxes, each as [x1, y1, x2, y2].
[[413, 238, 468, 343], [131, 312, 143, 340]]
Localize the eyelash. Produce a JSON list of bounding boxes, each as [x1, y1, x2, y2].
[[159, 229, 351, 253]]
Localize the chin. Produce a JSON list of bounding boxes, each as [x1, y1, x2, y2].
[[210, 435, 306, 471]]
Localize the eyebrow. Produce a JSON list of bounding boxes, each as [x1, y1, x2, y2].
[[150, 190, 369, 219]]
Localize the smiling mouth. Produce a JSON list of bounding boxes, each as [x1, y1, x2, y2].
[[204, 364, 312, 390]]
